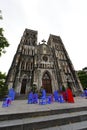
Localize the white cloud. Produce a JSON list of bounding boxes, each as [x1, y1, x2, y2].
[[0, 0, 87, 73]]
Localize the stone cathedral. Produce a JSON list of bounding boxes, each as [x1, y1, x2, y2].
[[6, 29, 83, 95]]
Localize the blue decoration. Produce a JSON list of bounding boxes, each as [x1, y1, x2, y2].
[[54, 90, 65, 103], [39, 89, 47, 105], [2, 97, 11, 107], [28, 92, 34, 104], [33, 93, 38, 103], [8, 88, 15, 100], [54, 90, 59, 102]]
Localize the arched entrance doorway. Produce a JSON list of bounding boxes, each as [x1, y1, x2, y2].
[[42, 72, 52, 93], [20, 78, 27, 94]]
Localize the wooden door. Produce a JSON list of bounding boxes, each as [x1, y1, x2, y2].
[[42, 72, 52, 93]]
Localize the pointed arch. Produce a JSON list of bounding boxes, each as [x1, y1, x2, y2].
[[20, 78, 27, 94], [20, 74, 28, 94]]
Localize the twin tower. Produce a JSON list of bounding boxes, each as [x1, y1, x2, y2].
[[6, 29, 83, 95]]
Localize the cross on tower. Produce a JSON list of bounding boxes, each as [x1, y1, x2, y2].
[[41, 39, 46, 44]]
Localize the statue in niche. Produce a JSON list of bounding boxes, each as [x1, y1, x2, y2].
[[29, 37, 32, 45]]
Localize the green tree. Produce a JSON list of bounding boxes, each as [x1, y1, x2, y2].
[[0, 10, 9, 56], [0, 72, 8, 98], [77, 70, 87, 89], [0, 11, 9, 98], [0, 28, 9, 56]]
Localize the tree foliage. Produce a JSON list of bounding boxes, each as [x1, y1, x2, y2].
[[77, 70, 87, 89], [0, 28, 9, 56], [0, 72, 8, 98], [0, 11, 9, 98]]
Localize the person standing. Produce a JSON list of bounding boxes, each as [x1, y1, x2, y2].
[[66, 87, 75, 103]]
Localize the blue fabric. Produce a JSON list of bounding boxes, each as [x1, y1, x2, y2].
[[2, 97, 11, 107], [39, 89, 47, 105], [84, 90, 87, 97], [58, 95, 65, 103], [28, 92, 34, 104], [8, 88, 15, 100], [47, 95, 52, 104], [81, 90, 87, 97], [33, 93, 38, 103], [54, 90, 59, 102], [54, 90, 64, 103]]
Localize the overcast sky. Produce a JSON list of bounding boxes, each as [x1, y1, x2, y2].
[[0, 0, 87, 73]]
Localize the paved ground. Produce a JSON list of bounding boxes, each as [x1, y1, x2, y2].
[[0, 96, 87, 115]]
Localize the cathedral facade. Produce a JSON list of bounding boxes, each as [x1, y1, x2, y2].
[[6, 29, 83, 95]]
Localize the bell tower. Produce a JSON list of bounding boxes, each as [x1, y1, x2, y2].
[[6, 29, 37, 94], [47, 34, 83, 94]]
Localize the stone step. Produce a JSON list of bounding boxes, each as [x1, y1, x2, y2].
[[41, 120, 87, 130], [15, 94, 28, 100], [0, 111, 87, 130], [0, 106, 87, 121]]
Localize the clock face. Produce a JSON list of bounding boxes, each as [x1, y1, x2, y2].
[[43, 56, 48, 62]]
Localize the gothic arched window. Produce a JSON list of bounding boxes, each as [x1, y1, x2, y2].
[[21, 61, 25, 70]]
